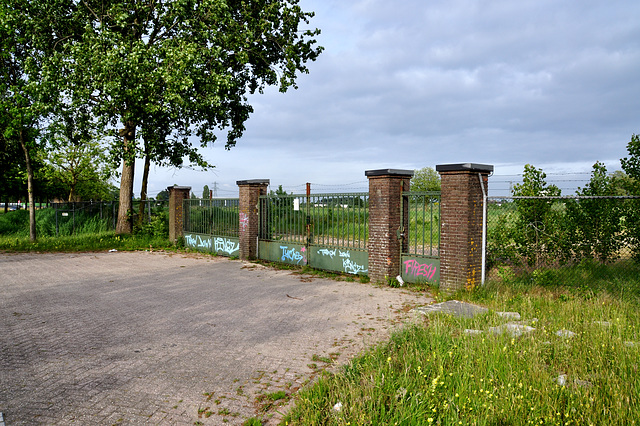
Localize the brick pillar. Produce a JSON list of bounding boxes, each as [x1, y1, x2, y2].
[[168, 185, 191, 244], [366, 169, 414, 284], [436, 163, 493, 292], [237, 179, 269, 260]]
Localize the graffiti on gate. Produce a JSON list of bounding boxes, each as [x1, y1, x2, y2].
[[185, 233, 211, 250], [239, 212, 249, 232], [317, 248, 337, 258], [343, 258, 368, 275], [403, 259, 437, 280], [214, 237, 239, 255], [280, 245, 307, 264], [316, 247, 366, 274]]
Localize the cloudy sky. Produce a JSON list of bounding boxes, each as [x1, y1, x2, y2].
[[138, 0, 640, 198]]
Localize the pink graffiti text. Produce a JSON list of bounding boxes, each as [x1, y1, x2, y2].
[[403, 259, 437, 280], [239, 212, 249, 232]]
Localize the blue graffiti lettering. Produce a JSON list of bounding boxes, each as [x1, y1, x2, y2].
[[339, 250, 350, 258], [280, 246, 305, 264]]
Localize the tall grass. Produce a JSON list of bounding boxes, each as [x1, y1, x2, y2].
[[283, 281, 640, 425], [0, 232, 174, 252], [0, 208, 112, 237], [0, 207, 171, 252]]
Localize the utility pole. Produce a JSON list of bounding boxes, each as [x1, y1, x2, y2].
[[212, 181, 219, 198]]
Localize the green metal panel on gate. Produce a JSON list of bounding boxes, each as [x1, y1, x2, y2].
[[400, 255, 440, 284], [309, 245, 368, 275], [259, 240, 308, 265], [184, 232, 240, 257]]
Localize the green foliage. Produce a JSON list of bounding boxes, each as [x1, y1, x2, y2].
[[564, 162, 622, 262], [135, 210, 169, 239], [0, 232, 174, 252], [620, 134, 640, 260], [411, 167, 441, 192], [620, 134, 640, 190], [43, 137, 115, 201], [510, 164, 562, 267]]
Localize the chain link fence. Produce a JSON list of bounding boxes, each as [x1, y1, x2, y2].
[[486, 196, 640, 299]]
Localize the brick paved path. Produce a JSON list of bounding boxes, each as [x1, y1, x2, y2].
[[0, 251, 431, 425]]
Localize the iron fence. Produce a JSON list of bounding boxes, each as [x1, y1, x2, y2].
[[486, 196, 640, 298], [402, 191, 440, 257], [259, 192, 369, 250], [182, 198, 240, 237]]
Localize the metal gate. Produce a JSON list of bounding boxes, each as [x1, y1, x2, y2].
[[400, 191, 441, 284], [258, 189, 370, 275], [182, 198, 241, 256]]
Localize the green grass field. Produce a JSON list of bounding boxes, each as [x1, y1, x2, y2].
[[282, 281, 639, 425]]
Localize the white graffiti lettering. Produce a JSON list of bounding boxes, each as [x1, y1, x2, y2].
[[280, 246, 305, 264], [214, 237, 239, 255], [343, 259, 368, 275], [184, 234, 212, 250], [317, 248, 337, 258], [403, 259, 437, 280], [339, 250, 350, 258]]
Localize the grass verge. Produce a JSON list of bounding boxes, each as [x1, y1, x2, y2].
[[0, 232, 174, 252], [283, 281, 639, 425]]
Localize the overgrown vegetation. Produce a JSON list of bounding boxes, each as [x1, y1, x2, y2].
[[283, 279, 640, 425], [488, 161, 640, 283], [0, 205, 171, 251]]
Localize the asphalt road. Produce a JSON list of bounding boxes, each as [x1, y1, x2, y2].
[[0, 251, 431, 425]]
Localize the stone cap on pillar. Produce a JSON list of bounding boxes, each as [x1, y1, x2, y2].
[[236, 179, 270, 186], [436, 163, 494, 173], [365, 169, 414, 177], [167, 185, 191, 191]]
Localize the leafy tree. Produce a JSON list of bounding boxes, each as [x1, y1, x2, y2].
[[0, 131, 25, 211], [620, 133, 640, 260], [0, 0, 71, 240], [565, 162, 622, 262], [61, 0, 323, 234], [45, 112, 114, 201], [411, 167, 441, 192], [609, 170, 636, 196], [203, 185, 210, 200], [156, 189, 169, 202], [511, 164, 562, 267], [621, 134, 640, 192]]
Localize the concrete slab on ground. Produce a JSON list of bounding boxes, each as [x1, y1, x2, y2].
[[413, 300, 489, 318]]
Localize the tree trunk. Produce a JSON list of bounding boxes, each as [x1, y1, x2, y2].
[[19, 130, 36, 241], [115, 124, 136, 234], [137, 144, 151, 228]]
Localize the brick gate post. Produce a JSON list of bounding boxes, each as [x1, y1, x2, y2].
[[436, 163, 493, 292], [366, 169, 414, 284], [237, 179, 270, 260], [168, 185, 191, 244]]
